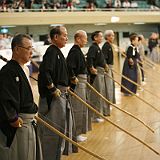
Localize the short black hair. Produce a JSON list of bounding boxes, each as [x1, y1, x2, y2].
[[138, 36, 142, 41], [91, 31, 101, 41], [50, 26, 62, 40], [129, 33, 138, 42], [11, 34, 31, 51]]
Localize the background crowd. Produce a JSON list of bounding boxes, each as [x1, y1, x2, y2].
[[0, 0, 159, 12]]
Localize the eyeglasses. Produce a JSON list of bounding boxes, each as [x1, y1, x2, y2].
[[17, 46, 33, 51]]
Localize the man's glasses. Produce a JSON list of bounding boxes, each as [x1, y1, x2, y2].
[[17, 46, 33, 51]]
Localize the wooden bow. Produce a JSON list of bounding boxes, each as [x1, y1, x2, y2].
[[68, 89, 160, 155], [35, 115, 106, 160], [105, 72, 160, 113], [86, 82, 154, 133], [112, 68, 160, 101]]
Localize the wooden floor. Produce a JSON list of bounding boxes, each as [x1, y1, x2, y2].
[[31, 54, 160, 160]]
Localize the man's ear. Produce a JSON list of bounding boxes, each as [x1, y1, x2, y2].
[[54, 34, 58, 40]]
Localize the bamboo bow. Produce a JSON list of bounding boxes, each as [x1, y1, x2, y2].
[[86, 82, 154, 133], [106, 72, 160, 113], [68, 89, 160, 155], [35, 115, 106, 160], [112, 68, 160, 100]]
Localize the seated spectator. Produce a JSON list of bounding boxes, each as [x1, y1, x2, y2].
[[106, 0, 113, 8], [67, 0, 74, 10], [114, 0, 121, 8], [41, 0, 50, 10], [87, 0, 97, 11], [122, 0, 131, 8], [148, 0, 159, 9], [130, 1, 138, 8], [25, 0, 32, 9], [55, 1, 61, 9], [12, 0, 24, 12], [61, 0, 67, 8], [0, 0, 7, 12]]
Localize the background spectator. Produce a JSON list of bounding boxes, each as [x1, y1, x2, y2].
[[122, 0, 131, 8], [105, 0, 113, 8], [114, 0, 121, 8]]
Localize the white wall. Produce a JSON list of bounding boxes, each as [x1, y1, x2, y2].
[[8, 23, 159, 43]]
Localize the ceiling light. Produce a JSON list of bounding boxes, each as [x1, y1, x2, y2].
[[111, 16, 120, 23], [50, 24, 64, 27], [134, 22, 145, 25], [94, 23, 107, 26], [1, 25, 16, 28]]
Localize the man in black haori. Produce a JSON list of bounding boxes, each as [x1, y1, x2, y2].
[[87, 31, 110, 123], [102, 30, 116, 104], [148, 32, 159, 63], [0, 34, 43, 160], [121, 33, 139, 95], [66, 30, 92, 142], [38, 26, 77, 160]]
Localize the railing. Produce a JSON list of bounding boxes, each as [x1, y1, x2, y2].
[[0, 7, 160, 13], [0, 8, 160, 13]]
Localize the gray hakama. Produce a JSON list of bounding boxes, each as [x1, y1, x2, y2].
[[38, 86, 77, 160], [0, 114, 43, 160], [89, 67, 110, 118], [104, 65, 116, 104], [71, 74, 91, 136], [150, 46, 160, 63], [137, 63, 142, 86]]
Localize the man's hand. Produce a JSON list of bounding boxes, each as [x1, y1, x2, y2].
[[53, 88, 61, 97], [104, 64, 109, 73], [71, 77, 79, 85], [10, 117, 23, 128], [90, 67, 97, 75], [129, 58, 134, 65]]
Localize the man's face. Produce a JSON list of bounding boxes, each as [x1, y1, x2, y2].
[[79, 33, 88, 48], [107, 33, 115, 43], [16, 37, 33, 64], [95, 32, 103, 44], [132, 37, 139, 46], [56, 27, 68, 48]]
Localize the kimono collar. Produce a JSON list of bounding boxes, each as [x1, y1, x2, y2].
[[74, 44, 81, 49], [93, 42, 98, 46], [52, 44, 60, 49], [10, 60, 31, 84], [130, 44, 136, 49]]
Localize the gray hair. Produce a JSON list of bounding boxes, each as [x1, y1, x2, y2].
[[74, 30, 87, 40], [104, 30, 114, 39], [11, 34, 31, 51]]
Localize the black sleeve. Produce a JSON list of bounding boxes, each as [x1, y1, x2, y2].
[[86, 45, 97, 68], [0, 71, 20, 122], [126, 46, 133, 59], [102, 43, 108, 61], [66, 49, 78, 78], [148, 39, 158, 52], [39, 47, 57, 87]]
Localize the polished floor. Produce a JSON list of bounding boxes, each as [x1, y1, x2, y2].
[[31, 54, 160, 160]]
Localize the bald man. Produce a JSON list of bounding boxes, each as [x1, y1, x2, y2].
[[102, 30, 116, 104], [66, 30, 91, 142]]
